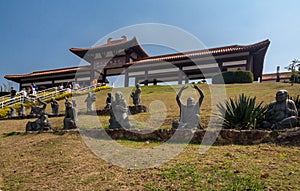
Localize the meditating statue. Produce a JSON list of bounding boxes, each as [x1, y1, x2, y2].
[[176, 85, 204, 129], [26, 113, 52, 132], [85, 92, 96, 113], [63, 98, 78, 129], [131, 83, 141, 106], [50, 97, 59, 115], [263, 90, 298, 129], [109, 91, 134, 129]]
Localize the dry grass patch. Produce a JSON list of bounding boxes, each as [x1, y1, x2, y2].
[[0, 131, 299, 190]]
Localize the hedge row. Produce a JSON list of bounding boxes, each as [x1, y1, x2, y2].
[[212, 71, 254, 84]]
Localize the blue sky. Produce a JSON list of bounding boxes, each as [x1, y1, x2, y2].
[[1, 0, 300, 87]]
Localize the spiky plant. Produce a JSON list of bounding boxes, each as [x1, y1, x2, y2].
[[217, 94, 268, 130], [289, 95, 300, 116]]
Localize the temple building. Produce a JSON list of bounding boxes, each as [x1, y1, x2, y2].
[[5, 36, 270, 89]]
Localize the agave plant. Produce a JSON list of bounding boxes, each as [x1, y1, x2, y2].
[[289, 95, 300, 116], [217, 94, 268, 130]]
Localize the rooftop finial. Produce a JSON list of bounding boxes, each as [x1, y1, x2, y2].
[[107, 37, 113, 44], [121, 35, 127, 41]]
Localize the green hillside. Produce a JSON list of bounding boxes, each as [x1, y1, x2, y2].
[[0, 83, 299, 190]]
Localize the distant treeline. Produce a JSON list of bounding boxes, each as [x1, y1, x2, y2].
[[0, 92, 9, 97]]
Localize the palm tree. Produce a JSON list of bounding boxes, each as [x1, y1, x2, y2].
[[285, 59, 300, 86]]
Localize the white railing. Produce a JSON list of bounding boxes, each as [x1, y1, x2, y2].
[[0, 94, 13, 108], [0, 87, 60, 108], [0, 84, 98, 109]]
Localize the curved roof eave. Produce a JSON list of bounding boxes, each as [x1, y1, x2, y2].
[[69, 37, 149, 60]]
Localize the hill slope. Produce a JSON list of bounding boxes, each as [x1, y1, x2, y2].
[[0, 83, 299, 190]]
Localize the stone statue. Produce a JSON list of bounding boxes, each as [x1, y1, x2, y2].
[[18, 103, 26, 117], [8, 107, 17, 118], [263, 90, 298, 130], [131, 83, 141, 106], [85, 92, 96, 113], [109, 91, 134, 129], [63, 98, 78, 129], [105, 92, 112, 110], [26, 113, 52, 132], [176, 85, 204, 129], [29, 98, 47, 116], [50, 97, 59, 115]]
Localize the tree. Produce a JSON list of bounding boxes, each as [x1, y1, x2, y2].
[[285, 59, 300, 86], [0, 80, 14, 92]]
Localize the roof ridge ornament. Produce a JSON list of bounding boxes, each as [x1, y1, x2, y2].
[[107, 36, 128, 45]]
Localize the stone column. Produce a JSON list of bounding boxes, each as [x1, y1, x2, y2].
[[144, 70, 149, 86], [178, 66, 183, 85], [276, 66, 280, 82], [246, 55, 253, 71], [124, 69, 129, 87]]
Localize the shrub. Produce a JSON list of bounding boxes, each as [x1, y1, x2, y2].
[[212, 71, 254, 84], [217, 94, 268, 130], [53, 92, 72, 101], [289, 95, 300, 116], [0, 107, 11, 118], [94, 85, 112, 92], [289, 95, 300, 106], [290, 74, 300, 84]]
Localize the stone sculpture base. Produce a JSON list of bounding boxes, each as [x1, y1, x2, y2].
[[96, 109, 111, 115], [81, 128, 275, 145], [171, 121, 202, 129], [84, 105, 149, 116], [128, 105, 148, 114]]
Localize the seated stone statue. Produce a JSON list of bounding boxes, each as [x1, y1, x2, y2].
[[85, 92, 96, 113], [109, 92, 134, 129], [63, 98, 78, 129], [131, 83, 141, 107], [18, 103, 26, 117], [29, 98, 47, 116], [263, 90, 298, 130], [176, 85, 204, 129], [26, 113, 52, 132], [50, 97, 59, 115]]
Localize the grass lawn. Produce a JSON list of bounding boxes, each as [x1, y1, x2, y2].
[[0, 82, 299, 190]]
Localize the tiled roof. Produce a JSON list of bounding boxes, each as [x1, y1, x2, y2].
[[124, 39, 270, 66], [5, 66, 90, 79], [262, 72, 291, 81]]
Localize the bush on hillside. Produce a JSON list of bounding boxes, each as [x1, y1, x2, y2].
[[217, 93, 268, 130], [289, 95, 300, 117], [212, 71, 254, 84], [0, 107, 12, 118]]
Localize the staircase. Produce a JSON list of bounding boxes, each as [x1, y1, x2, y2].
[[0, 85, 98, 109]]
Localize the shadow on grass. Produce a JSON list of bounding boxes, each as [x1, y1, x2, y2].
[[2, 131, 25, 137], [1, 129, 79, 138]]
